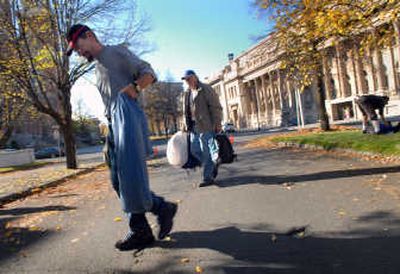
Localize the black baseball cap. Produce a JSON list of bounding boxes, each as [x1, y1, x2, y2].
[[66, 24, 91, 56], [181, 70, 197, 80]]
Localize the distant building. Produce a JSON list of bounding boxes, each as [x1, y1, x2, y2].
[[207, 19, 400, 129]]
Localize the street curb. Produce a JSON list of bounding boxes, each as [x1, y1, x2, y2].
[[0, 163, 106, 206], [276, 141, 400, 162]]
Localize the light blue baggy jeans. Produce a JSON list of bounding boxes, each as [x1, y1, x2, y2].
[[190, 131, 219, 182], [106, 93, 164, 215]]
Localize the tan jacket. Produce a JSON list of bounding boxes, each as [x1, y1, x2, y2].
[[183, 82, 223, 133]]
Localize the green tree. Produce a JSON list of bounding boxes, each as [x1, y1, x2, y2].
[[255, 0, 400, 130]]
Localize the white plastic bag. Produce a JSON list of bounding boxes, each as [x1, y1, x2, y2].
[[166, 131, 188, 167]]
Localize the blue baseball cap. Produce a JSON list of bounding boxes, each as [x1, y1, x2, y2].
[[181, 70, 197, 80]]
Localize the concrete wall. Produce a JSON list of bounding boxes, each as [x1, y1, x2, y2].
[[0, 149, 34, 168]]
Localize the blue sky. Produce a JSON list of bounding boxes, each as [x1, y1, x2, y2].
[[71, 0, 271, 121]]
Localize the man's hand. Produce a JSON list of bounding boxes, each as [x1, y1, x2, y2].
[[121, 84, 138, 99], [136, 73, 155, 90]]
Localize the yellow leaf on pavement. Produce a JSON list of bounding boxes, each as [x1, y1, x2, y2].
[[114, 217, 122, 222], [164, 236, 172, 241], [180, 258, 190, 263], [29, 226, 40, 231], [195, 266, 203, 273]]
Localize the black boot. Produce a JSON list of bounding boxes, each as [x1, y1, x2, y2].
[[115, 214, 155, 251], [157, 202, 178, 240]]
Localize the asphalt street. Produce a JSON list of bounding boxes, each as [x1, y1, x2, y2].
[[1, 133, 400, 273]]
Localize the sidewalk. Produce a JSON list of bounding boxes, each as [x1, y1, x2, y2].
[[0, 153, 105, 205]]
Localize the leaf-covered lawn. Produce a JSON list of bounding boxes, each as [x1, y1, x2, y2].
[[248, 128, 400, 156]]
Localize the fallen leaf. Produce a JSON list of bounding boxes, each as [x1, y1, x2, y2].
[[338, 210, 346, 217], [71, 238, 80, 243], [180, 258, 190, 263], [176, 199, 182, 204], [195, 266, 203, 273], [5, 231, 13, 238], [286, 226, 307, 238], [164, 236, 172, 241], [31, 188, 42, 194], [55, 226, 62, 231], [296, 231, 306, 239], [28, 226, 40, 232], [114, 217, 122, 222]]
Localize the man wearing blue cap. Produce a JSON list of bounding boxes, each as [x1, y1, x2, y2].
[[181, 70, 223, 187], [66, 24, 177, 251]]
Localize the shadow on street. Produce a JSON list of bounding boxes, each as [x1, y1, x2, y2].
[[216, 148, 400, 188], [0, 205, 76, 263], [112, 211, 400, 274]]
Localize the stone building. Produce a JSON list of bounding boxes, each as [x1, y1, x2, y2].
[[206, 21, 400, 129]]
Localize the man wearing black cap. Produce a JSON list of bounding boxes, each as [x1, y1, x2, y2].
[[181, 70, 223, 187], [66, 24, 177, 251]]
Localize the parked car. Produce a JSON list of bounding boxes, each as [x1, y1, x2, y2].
[[222, 122, 236, 133], [34, 147, 65, 159]]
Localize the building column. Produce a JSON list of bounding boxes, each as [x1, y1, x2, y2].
[[365, 47, 377, 93], [276, 70, 284, 109], [239, 83, 251, 127], [268, 72, 276, 109], [322, 50, 333, 100], [335, 43, 350, 98], [389, 43, 399, 94], [353, 45, 368, 95], [278, 69, 290, 126], [268, 71, 277, 114], [373, 47, 387, 92], [253, 78, 262, 129], [260, 75, 267, 113], [394, 20, 400, 91]]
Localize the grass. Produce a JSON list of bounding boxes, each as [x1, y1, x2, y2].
[[0, 161, 50, 174], [270, 130, 400, 156]]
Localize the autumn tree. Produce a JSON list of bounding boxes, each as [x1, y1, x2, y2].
[[0, 78, 27, 147], [143, 76, 183, 136], [255, 0, 400, 131], [0, 0, 150, 168]]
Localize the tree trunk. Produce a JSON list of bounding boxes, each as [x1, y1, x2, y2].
[[0, 125, 14, 148], [316, 73, 330, 131], [156, 120, 162, 136], [172, 115, 177, 132], [163, 115, 169, 138], [62, 117, 77, 169]]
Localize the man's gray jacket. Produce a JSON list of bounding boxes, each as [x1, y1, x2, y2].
[[183, 82, 223, 133]]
